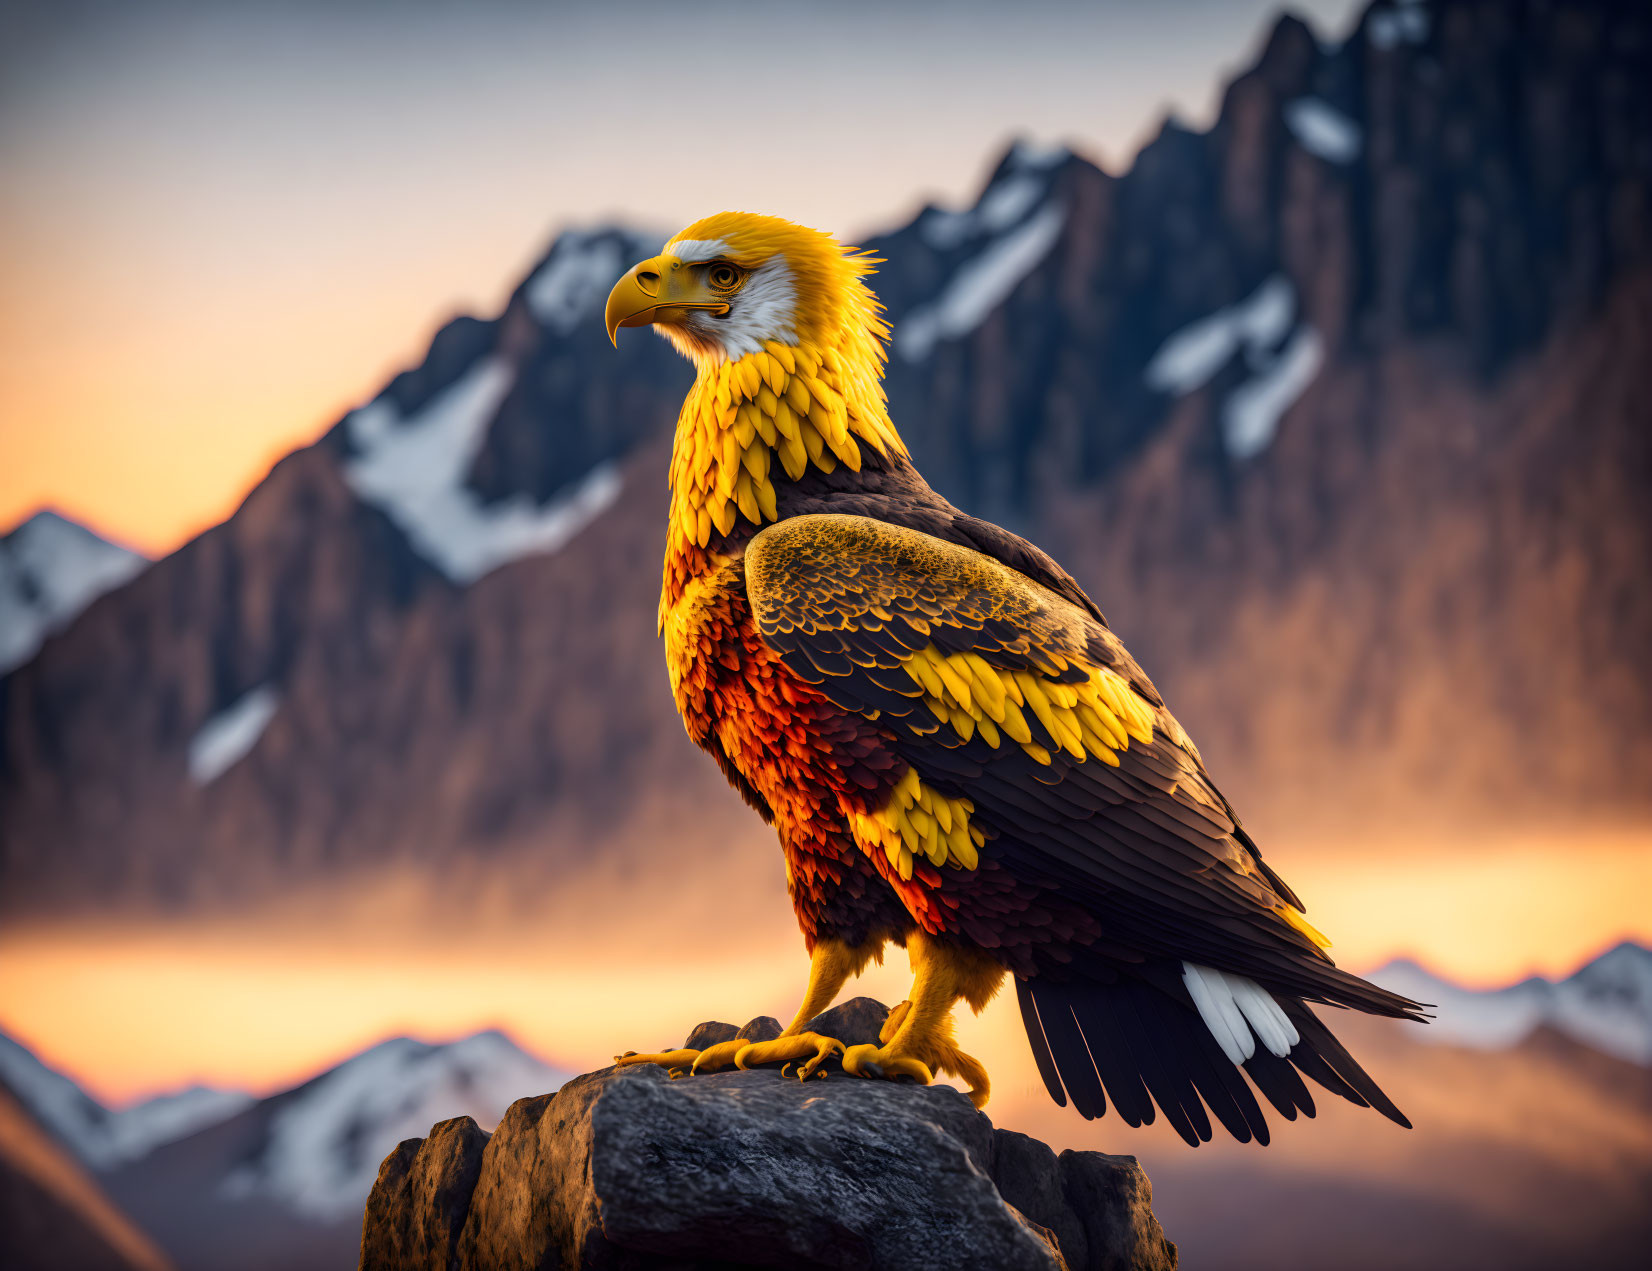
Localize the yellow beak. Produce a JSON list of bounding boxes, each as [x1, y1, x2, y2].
[[604, 254, 730, 346]]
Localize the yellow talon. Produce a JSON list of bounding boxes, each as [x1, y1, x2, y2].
[[841, 1043, 934, 1086], [879, 1000, 912, 1044], [735, 1031, 845, 1079], [689, 1039, 750, 1073], [614, 1048, 699, 1070]]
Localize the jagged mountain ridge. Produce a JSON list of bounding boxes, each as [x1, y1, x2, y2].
[[1373, 940, 1652, 1064], [100, 1031, 566, 1271], [0, 1025, 566, 1271], [0, 1033, 249, 1172], [0, 510, 147, 675], [2, 0, 1649, 915]]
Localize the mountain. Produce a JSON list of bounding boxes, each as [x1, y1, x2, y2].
[[0, 1032, 250, 1171], [1372, 940, 1652, 1064], [100, 1030, 567, 1271], [0, 1081, 173, 1271], [0, 510, 146, 675], [3, 0, 1649, 918]]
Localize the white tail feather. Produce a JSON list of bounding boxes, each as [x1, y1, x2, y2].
[[1182, 963, 1253, 1063], [1182, 962, 1298, 1063]]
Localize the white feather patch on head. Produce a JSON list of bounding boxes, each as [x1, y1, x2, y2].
[[1182, 962, 1299, 1064], [663, 238, 730, 264], [661, 238, 799, 362]]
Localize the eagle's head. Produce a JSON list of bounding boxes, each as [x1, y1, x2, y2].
[[605, 211, 886, 366]]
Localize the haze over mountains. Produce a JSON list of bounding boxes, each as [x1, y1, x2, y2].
[[2, 941, 1648, 1271], [3, 0, 1647, 925]]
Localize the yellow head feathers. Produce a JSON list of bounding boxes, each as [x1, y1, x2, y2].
[[663, 212, 888, 356], [609, 213, 907, 606], [606, 211, 888, 367]]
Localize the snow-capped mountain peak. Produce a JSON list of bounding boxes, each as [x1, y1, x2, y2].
[[335, 223, 663, 586], [221, 1028, 565, 1222], [0, 509, 147, 674], [525, 226, 662, 335], [1371, 941, 1652, 1065], [900, 141, 1071, 361], [0, 1030, 251, 1169]]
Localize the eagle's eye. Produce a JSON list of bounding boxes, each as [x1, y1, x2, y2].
[[707, 262, 742, 291]]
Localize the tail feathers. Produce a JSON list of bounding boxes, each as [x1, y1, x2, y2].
[[1018, 972, 1411, 1147]]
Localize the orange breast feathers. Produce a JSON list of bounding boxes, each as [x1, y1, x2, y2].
[[662, 551, 892, 830]]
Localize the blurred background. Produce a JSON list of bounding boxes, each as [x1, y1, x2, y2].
[[2, 0, 1649, 1267]]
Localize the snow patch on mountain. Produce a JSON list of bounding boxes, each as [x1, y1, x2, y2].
[[1145, 276, 1323, 457], [1285, 98, 1362, 164], [923, 177, 1043, 250], [1224, 326, 1324, 459], [1369, 0, 1430, 50], [527, 230, 644, 335], [104, 1086, 256, 1163], [919, 142, 1069, 250], [221, 1030, 564, 1222], [189, 685, 278, 784], [0, 1031, 250, 1169], [344, 358, 622, 583], [900, 202, 1065, 361], [1006, 139, 1071, 171], [1371, 941, 1652, 1065], [0, 510, 147, 674], [1146, 276, 1295, 394]]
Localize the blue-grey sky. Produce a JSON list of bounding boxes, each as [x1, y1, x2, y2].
[[0, 0, 1364, 552]]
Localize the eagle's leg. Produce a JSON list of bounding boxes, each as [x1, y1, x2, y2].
[[842, 931, 1003, 1109], [613, 937, 875, 1080]]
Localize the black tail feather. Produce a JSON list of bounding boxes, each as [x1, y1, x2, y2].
[[1021, 971, 1412, 1144], [1015, 977, 1067, 1109], [1115, 981, 1213, 1145], [1242, 1045, 1315, 1121], [1027, 982, 1109, 1119], [1072, 993, 1157, 1127], [1286, 1001, 1413, 1129]]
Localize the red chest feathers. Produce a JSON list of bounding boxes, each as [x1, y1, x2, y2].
[[663, 556, 898, 837]]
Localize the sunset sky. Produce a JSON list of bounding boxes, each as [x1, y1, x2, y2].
[[1, 0, 1360, 555]]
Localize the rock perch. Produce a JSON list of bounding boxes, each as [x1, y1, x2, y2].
[[360, 1000, 1176, 1271]]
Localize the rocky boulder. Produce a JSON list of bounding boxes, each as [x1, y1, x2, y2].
[[360, 1004, 1175, 1271]]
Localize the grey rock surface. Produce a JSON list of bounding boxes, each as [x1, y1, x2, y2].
[[360, 1010, 1176, 1271], [803, 995, 892, 1048], [681, 1021, 739, 1051], [735, 1015, 784, 1044]]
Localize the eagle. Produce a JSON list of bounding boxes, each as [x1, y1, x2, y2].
[[605, 212, 1422, 1144]]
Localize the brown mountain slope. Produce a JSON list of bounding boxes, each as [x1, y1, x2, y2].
[[0, 1083, 173, 1271]]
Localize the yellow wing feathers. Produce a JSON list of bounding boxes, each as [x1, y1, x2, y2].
[[850, 766, 986, 881], [902, 645, 1154, 768]]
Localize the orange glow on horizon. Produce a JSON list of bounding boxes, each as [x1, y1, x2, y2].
[[1, 825, 1645, 1108], [0, 240, 493, 556]]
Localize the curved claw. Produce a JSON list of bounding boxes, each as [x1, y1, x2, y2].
[[842, 1043, 933, 1086]]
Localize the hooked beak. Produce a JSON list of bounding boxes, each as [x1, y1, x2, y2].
[[604, 254, 730, 346]]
